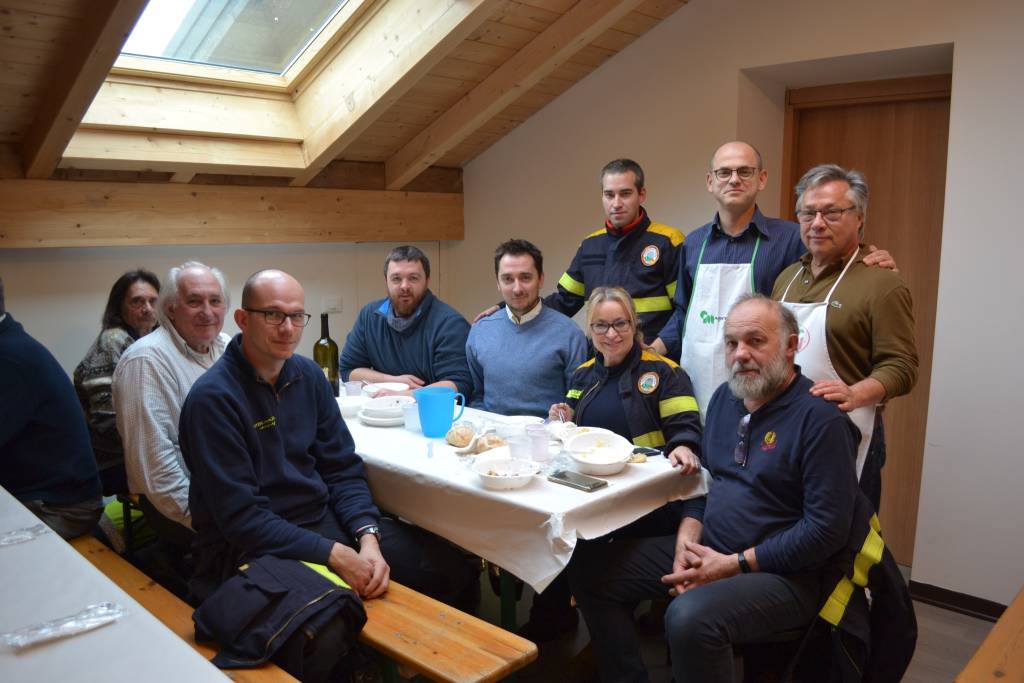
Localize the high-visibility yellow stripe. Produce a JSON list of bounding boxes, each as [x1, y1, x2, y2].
[[659, 395, 699, 418], [558, 272, 585, 296], [566, 389, 582, 399], [633, 295, 672, 313], [633, 430, 666, 448], [647, 222, 685, 247], [819, 519, 886, 626], [640, 350, 680, 368], [666, 280, 678, 299], [579, 358, 596, 368]]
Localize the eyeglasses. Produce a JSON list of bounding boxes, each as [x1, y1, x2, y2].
[[712, 166, 759, 181], [733, 414, 752, 467], [244, 308, 312, 327], [590, 319, 632, 335], [795, 206, 858, 225]]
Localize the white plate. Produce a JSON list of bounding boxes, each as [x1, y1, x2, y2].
[[362, 382, 410, 397], [357, 410, 405, 427]]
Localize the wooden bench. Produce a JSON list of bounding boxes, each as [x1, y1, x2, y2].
[[71, 535, 537, 683], [956, 585, 1024, 682]]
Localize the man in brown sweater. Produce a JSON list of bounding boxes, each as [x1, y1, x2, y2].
[[773, 163, 918, 510]]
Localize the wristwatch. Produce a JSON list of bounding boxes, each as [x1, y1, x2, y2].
[[356, 524, 382, 547], [737, 552, 751, 574]]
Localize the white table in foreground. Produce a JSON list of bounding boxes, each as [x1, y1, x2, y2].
[[346, 408, 709, 593], [0, 487, 228, 683]]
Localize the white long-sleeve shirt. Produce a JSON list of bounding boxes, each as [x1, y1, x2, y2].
[[113, 325, 229, 529]]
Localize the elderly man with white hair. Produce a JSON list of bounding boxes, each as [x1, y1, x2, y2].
[[113, 261, 230, 557]]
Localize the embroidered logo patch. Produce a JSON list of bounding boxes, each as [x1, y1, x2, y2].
[[637, 372, 659, 394], [640, 245, 660, 266], [797, 325, 810, 353], [761, 431, 777, 451], [253, 416, 277, 431]]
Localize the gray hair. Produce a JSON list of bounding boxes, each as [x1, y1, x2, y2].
[[157, 261, 229, 326], [795, 163, 869, 231], [729, 293, 799, 343]]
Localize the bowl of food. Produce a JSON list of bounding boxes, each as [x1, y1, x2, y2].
[[566, 431, 633, 475], [362, 395, 415, 419], [362, 382, 410, 397], [337, 395, 368, 418], [472, 450, 538, 491]]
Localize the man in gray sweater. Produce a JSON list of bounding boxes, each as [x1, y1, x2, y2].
[[467, 239, 587, 418]]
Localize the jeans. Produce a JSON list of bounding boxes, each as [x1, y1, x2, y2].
[[569, 535, 821, 683]]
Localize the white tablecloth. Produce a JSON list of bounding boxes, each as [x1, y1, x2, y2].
[[0, 487, 228, 683], [347, 408, 709, 592]]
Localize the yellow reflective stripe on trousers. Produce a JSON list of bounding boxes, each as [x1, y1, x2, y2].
[[566, 389, 582, 399], [659, 395, 698, 418], [666, 280, 678, 300], [558, 272, 585, 296], [819, 523, 886, 626], [633, 431, 666, 448], [633, 295, 673, 313]]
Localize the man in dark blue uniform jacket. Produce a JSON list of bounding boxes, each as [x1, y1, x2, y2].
[[569, 294, 861, 683]]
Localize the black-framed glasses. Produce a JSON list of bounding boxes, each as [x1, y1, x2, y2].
[[795, 206, 858, 225], [733, 414, 752, 467], [712, 166, 759, 181], [590, 319, 632, 335], [244, 308, 312, 327]]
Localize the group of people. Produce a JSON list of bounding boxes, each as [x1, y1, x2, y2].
[[0, 139, 920, 682]]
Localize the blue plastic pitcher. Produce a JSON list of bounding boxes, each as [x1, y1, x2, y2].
[[414, 386, 465, 438]]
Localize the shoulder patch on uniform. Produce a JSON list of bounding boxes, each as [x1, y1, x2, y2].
[[647, 222, 685, 247], [637, 371, 659, 394], [640, 244, 660, 266]]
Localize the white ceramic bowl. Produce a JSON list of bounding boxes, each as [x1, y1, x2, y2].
[[472, 452, 538, 491], [362, 395, 415, 418], [337, 395, 367, 418], [362, 382, 410, 397], [566, 431, 633, 475]]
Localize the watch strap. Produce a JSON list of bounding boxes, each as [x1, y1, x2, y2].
[[737, 552, 751, 574]]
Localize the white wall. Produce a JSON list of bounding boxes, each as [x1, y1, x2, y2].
[[448, 0, 1024, 603], [3, 0, 1022, 604]]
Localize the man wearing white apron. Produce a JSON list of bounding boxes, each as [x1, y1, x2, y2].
[[653, 142, 892, 419], [774, 164, 918, 510]]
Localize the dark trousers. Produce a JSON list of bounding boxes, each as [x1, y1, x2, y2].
[[23, 496, 103, 540], [568, 535, 821, 683], [859, 413, 885, 512]]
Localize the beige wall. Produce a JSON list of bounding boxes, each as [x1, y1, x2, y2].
[[2, 0, 1021, 604], [448, 0, 1024, 603]]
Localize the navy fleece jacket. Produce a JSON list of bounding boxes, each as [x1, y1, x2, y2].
[[181, 335, 378, 579]]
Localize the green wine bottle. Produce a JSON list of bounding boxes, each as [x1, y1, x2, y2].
[[313, 313, 339, 396]]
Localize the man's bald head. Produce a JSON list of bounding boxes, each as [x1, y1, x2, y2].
[[241, 269, 303, 308], [710, 141, 763, 170]]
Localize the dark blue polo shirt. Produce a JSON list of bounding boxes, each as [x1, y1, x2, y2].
[[700, 369, 859, 574], [658, 207, 804, 357]]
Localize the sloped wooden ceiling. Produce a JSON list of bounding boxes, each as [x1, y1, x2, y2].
[[0, 0, 687, 247]]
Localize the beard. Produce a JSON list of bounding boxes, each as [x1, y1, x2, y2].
[[728, 347, 791, 402]]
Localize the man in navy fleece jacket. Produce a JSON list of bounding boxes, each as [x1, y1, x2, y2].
[[181, 270, 477, 608], [569, 294, 860, 683], [340, 245, 471, 398]]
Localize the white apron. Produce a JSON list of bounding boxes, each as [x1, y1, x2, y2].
[[780, 249, 876, 478], [680, 234, 760, 420]]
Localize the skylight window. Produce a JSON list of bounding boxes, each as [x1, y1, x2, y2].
[[122, 0, 349, 75]]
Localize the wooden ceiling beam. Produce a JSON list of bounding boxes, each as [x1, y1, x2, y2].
[[289, 0, 504, 187], [0, 179, 463, 248], [384, 0, 644, 190], [61, 130, 307, 177], [19, 0, 150, 179]]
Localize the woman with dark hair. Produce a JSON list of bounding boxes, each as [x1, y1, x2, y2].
[[74, 269, 160, 495]]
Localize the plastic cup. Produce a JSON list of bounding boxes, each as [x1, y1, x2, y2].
[[525, 424, 551, 463], [344, 380, 363, 396], [402, 402, 421, 432], [414, 386, 465, 438]]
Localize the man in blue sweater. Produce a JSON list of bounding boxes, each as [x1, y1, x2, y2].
[[180, 270, 479, 671], [340, 246, 472, 398], [0, 277, 103, 539], [569, 294, 860, 683], [467, 239, 587, 417]]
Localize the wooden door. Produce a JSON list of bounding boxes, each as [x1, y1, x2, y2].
[[781, 75, 950, 565]]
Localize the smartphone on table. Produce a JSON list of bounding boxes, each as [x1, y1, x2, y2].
[[547, 469, 608, 492]]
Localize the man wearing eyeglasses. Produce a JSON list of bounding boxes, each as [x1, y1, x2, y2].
[[774, 164, 918, 510], [113, 260, 230, 568], [652, 142, 894, 419], [180, 270, 479, 676]]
